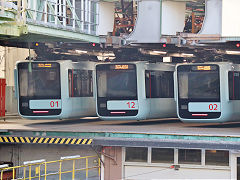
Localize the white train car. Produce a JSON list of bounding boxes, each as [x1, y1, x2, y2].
[[175, 62, 240, 123], [15, 60, 96, 119], [96, 61, 177, 120]]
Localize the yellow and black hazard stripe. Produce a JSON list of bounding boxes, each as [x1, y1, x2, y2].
[[0, 136, 92, 145]]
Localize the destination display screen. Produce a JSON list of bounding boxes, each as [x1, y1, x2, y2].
[[191, 65, 217, 71], [110, 64, 135, 70], [32, 63, 58, 68]]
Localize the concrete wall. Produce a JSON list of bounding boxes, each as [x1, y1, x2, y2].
[[4, 47, 33, 86], [0, 47, 6, 79], [0, 46, 35, 114], [5, 86, 17, 114]]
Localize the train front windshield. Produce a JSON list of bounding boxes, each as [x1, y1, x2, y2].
[[177, 65, 221, 119], [97, 64, 137, 99], [96, 64, 138, 116], [18, 62, 61, 116], [18, 63, 60, 98]]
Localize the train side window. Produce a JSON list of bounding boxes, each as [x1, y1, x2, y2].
[[178, 149, 201, 165], [145, 70, 174, 98], [68, 69, 93, 97], [19, 69, 29, 97], [229, 71, 240, 100], [205, 150, 229, 166], [151, 148, 174, 163], [125, 147, 148, 162]]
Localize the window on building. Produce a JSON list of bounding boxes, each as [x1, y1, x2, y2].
[[229, 71, 240, 100], [237, 157, 240, 180], [68, 69, 93, 97], [145, 71, 174, 98], [178, 149, 201, 165], [205, 150, 229, 166], [125, 147, 148, 162], [151, 148, 174, 163]]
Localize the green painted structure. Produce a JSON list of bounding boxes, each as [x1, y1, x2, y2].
[[1, 129, 240, 150], [0, 0, 100, 43]]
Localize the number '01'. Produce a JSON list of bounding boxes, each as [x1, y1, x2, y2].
[[50, 101, 59, 108]]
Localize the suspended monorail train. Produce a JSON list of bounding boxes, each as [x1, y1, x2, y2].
[[95, 61, 177, 120], [175, 62, 240, 123], [15, 60, 96, 119]]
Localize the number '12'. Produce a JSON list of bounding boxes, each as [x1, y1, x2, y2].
[[127, 102, 135, 109]]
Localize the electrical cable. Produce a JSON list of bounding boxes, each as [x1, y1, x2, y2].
[[120, 167, 172, 180]]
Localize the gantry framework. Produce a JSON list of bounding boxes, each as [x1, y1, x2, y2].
[[0, 0, 100, 43]]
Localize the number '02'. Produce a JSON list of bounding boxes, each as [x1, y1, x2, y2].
[[209, 104, 217, 111], [50, 101, 59, 108], [127, 102, 135, 109]]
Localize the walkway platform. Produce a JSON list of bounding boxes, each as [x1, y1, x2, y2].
[[1, 116, 240, 150]]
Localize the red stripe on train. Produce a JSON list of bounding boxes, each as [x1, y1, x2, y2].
[[192, 114, 208, 116], [110, 112, 126, 114], [33, 111, 49, 113]]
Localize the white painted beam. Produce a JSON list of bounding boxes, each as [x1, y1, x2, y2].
[[199, 0, 240, 37], [126, 0, 186, 43], [222, 0, 240, 37], [97, 1, 114, 36], [199, 0, 222, 35]]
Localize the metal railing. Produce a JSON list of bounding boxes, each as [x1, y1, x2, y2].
[[0, 0, 18, 20], [0, 0, 99, 35], [0, 155, 101, 180]]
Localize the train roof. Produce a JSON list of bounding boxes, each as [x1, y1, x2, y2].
[[175, 62, 240, 71], [176, 61, 237, 66], [95, 61, 176, 65]]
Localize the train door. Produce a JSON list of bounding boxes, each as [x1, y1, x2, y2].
[[145, 70, 174, 118]]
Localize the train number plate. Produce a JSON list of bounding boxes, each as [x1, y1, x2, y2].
[[188, 102, 221, 112], [107, 100, 138, 110], [29, 100, 62, 109]]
